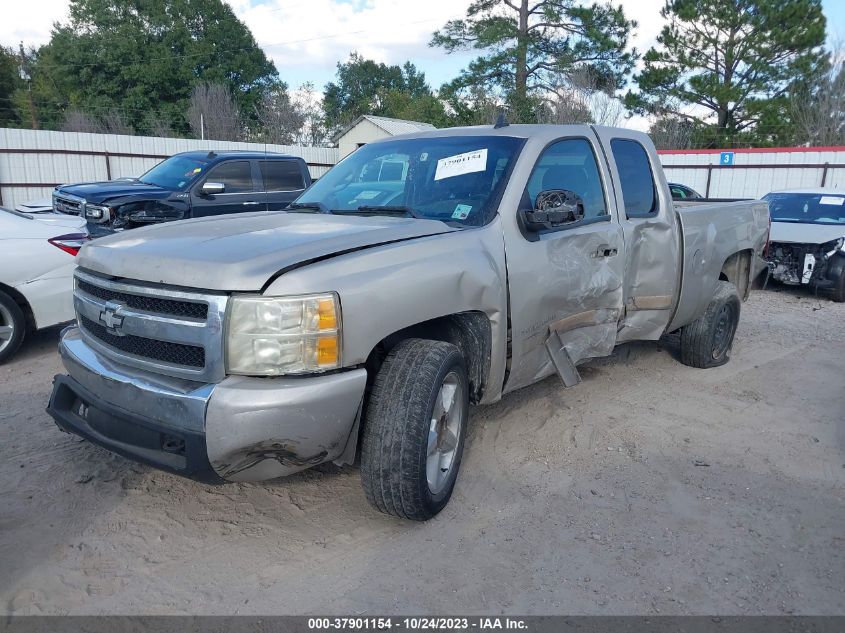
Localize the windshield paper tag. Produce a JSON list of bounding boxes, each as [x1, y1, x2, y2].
[[434, 149, 488, 181], [819, 196, 844, 206], [355, 190, 381, 200], [452, 204, 472, 220]]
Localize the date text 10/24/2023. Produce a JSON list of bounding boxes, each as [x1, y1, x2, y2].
[[307, 618, 528, 630]]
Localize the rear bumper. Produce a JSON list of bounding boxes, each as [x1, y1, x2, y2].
[[48, 327, 368, 482]]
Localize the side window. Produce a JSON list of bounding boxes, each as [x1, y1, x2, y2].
[[670, 185, 685, 199], [260, 160, 305, 192], [610, 139, 657, 217], [204, 161, 254, 193], [525, 138, 608, 222]]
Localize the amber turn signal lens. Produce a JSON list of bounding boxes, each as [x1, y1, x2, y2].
[[317, 298, 337, 330], [317, 336, 339, 366]]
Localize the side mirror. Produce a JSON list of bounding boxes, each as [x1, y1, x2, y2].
[[201, 181, 225, 196], [519, 189, 585, 232]]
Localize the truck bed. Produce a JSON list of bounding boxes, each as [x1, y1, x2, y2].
[[668, 200, 770, 332]]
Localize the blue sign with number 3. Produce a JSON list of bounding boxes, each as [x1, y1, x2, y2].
[[720, 151, 734, 165]]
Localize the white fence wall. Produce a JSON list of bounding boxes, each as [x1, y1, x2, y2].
[[3, 129, 843, 208], [0, 128, 340, 209], [659, 147, 845, 199]]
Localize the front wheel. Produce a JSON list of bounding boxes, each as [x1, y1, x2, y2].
[[679, 281, 741, 369], [0, 291, 26, 364], [360, 339, 469, 521], [830, 267, 845, 303]]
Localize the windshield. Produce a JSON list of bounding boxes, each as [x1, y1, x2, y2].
[[764, 192, 845, 225], [293, 135, 524, 226], [140, 155, 212, 190]]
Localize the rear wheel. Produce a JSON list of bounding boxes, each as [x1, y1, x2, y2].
[[360, 338, 469, 521], [0, 291, 26, 364], [680, 281, 741, 369]]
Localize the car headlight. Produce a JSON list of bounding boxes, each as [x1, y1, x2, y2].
[[85, 204, 111, 223], [226, 293, 341, 376]]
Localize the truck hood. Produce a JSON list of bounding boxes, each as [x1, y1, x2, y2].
[[769, 221, 845, 245], [57, 180, 171, 203], [77, 211, 457, 291]]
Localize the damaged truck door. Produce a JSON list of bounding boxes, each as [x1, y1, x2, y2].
[[505, 135, 625, 392], [47, 124, 770, 522]]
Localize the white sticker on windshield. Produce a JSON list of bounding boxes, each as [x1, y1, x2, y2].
[[452, 204, 472, 220], [355, 190, 381, 200], [434, 148, 488, 181], [819, 196, 844, 206]]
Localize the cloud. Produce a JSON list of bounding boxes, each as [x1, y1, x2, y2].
[[0, 0, 68, 47], [233, 0, 472, 78], [0, 0, 664, 130], [232, 0, 668, 87]]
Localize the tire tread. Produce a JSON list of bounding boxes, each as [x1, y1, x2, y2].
[[361, 338, 466, 520]]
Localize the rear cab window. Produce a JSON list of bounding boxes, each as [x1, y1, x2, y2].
[[260, 160, 306, 192], [610, 139, 658, 218]]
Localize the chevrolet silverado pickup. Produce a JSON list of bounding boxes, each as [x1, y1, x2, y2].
[[52, 151, 311, 237], [47, 124, 770, 520]]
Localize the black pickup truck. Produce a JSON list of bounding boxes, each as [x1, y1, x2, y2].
[[52, 151, 312, 236]]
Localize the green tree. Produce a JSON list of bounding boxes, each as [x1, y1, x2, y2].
[[627, 0, 827, 146], [26, 0, 282, 135], [0, 46, 26, 127], [323, 53, 446, 130], [788, 49, 845, 146], [430, 0, 636, 122]]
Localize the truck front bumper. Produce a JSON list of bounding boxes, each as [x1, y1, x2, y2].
[[47, 327, 368, 483]]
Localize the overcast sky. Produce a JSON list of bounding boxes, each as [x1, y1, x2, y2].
[[3, 0, 843, 94]]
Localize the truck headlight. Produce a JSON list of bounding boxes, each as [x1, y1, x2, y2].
[[226, 293, 341, 376], [85, 204, 111, 223]]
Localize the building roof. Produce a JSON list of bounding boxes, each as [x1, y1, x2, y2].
[[331, 115, 437, 144]]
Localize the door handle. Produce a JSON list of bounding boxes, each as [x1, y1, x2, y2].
[[243, 201, 261, 206], [593, 246, 618, 258]]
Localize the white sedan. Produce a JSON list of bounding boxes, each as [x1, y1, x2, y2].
[[0, 207, 89, 362], [763, 188, 845, 301]]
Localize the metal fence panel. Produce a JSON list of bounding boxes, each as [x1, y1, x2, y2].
[[659, 146, 845, 198], [0, 127, 339, 208]]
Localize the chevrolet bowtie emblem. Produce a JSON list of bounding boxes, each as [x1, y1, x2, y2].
[[99, 301, 126, 334]]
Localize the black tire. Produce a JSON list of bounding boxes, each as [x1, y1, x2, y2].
[[680, 281, 741, 369], [360, 338, 469, 521], [0, 290, 26, 364], [831, 270, 845, 303]]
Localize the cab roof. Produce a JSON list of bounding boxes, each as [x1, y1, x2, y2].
[[174, 150, 302, 161]]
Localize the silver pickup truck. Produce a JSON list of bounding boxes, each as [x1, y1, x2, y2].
[[47, 124, 769, 520]]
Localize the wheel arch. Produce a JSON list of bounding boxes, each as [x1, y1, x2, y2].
[[0, 282, 36, 331], [365, 311, 492, 405], [719, 249, 755, 300]]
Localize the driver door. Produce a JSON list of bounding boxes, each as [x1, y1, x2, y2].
[[503, 134, 625, 394], [190, 160, 262, 217]]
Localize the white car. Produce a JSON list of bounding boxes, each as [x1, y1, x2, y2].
[[763, 188, 845, 302], [0, 207, 89, 362], [15, 196, 54, 214]]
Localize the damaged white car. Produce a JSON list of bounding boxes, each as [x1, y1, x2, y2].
[[763, 188, 845, 302]]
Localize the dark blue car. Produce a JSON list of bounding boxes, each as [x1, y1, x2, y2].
[[52, 150, 312, 236]]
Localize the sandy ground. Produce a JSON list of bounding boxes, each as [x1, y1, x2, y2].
[[1, 286, 843, 615]]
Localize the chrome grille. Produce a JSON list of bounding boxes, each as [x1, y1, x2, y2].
[[79, 315, 206, 367], [76, 279, 209, 320], [53, 192, 85, 215], [73, 270, 228, 382]]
